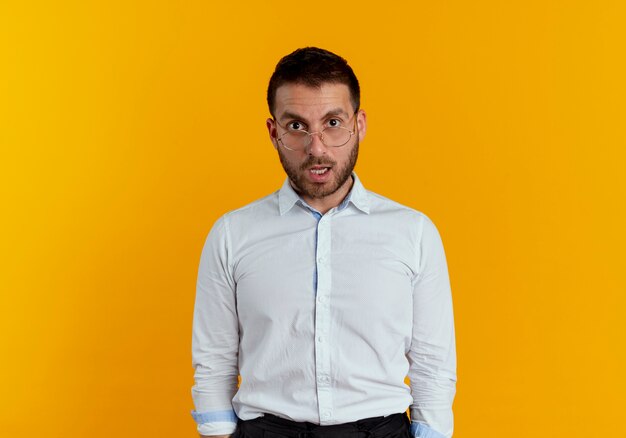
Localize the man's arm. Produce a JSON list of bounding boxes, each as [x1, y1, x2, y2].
[[407, 215, 457, 438], [191, 216, 240, 436]]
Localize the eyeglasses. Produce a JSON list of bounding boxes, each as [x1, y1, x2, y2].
[[275, 113, 357, 151]]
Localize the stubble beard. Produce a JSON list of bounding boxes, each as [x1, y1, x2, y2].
[[278, 140, 360, 200]]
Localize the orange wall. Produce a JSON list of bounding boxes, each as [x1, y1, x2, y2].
[[2, 1, 625, 437]]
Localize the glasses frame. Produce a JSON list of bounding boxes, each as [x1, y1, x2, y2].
[[274, 112, 358, 152]]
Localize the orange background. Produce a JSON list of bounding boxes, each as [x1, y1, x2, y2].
[[1, 1, 625, 437]]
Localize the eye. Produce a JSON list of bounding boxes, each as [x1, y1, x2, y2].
[[287, 121, 306, 131], [326, 118, 342, 128]]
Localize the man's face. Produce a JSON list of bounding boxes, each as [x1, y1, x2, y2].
[[266, 83, 367, 203]]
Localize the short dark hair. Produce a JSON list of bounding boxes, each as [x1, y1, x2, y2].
[[267, 47, 360, 117]]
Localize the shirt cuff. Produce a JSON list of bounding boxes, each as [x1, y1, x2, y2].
[[410, 421, 446, 438], [191, 409, 238, 435]]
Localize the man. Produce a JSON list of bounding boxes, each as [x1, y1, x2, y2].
[[191, 47, 456, 438]]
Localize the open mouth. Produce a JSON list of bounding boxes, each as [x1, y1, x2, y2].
[[310, 167, 331, 175]]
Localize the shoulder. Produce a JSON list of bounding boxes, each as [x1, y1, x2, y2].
[[366, 189, 428, 221], [216, 190, 280, 226], [201, 190, 280, 248], [364, 189, 443, 241], [202, 190, 284, 252]]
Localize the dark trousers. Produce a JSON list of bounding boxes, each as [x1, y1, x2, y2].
[[233, 413, 411, 438]]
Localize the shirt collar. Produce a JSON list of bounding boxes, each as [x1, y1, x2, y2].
[[278, 172, 371, 216]]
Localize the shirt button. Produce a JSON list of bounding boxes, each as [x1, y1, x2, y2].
[[317, 336, 325, 343], [322, 411, 331, 419], [318, 295, 327, 303]]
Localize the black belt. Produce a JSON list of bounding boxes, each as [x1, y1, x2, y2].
[[238, 412, 410, 438]]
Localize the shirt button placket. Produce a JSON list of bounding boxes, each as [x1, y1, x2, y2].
[[314, 214, 333, 424]]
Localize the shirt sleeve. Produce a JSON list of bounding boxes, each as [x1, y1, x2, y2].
[[407, 214, 457, 438], [191, 215, 240, 435]]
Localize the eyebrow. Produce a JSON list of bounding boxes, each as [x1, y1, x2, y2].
[[279, 108, 350, 123]]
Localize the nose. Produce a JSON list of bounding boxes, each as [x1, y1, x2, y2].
[[305, 131, 327, 156]]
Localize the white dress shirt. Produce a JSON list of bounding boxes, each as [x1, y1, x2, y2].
[[191, 174, 456, 438]]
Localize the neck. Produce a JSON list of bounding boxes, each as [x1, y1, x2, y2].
[[294, 175, 355, 215]]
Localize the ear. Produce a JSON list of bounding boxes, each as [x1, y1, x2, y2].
[[356, 109, 367, 141], [266, 118, 279, 149]]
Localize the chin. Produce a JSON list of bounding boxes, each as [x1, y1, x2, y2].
[[303, 179, 342, 199]]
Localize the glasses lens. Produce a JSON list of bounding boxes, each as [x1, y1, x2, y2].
[[280, 131, 308, 150], [322, 127, 352, 147], [279, 126, 353, 150]]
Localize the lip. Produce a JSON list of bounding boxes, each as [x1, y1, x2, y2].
[[306, 165, 332, 183]]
